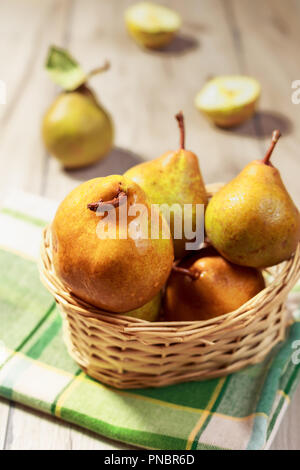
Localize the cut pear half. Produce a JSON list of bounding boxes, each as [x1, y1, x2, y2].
[[195, 75, 261, 128], [125, 2, 181, 49]]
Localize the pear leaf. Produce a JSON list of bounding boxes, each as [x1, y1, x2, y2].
[[45, 46, 87, 91]]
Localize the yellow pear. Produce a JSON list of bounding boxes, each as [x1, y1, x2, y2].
[[205, 131, 300, 268], [51, 175, 174, 313], [125, 112, 208, 259], [91, 291, 162, 321], [43, 89, 113, 169], [117, 292, 161, 321], [42, 46, 113, 168]]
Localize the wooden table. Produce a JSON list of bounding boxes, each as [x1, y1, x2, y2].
[[0, 0, 299, 450]]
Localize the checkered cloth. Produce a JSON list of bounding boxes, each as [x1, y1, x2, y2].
[[0, 191, 299, 450]]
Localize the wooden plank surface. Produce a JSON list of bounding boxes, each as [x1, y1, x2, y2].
[[0, 0, 299, 450]]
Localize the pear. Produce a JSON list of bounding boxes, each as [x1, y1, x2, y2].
[[195, 75, 261, 128], [125, 2, 181, 49], [164, 252, 265, 321], [42, 46, 113, 169], [117, 292, 161, 321], [205, 131, 300, 268], [51, 175, 174, 313], [89, 291, 162, 321], [125, 112, 208, 259]]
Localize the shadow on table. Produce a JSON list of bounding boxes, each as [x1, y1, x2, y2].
[[227, 111, 293, 138], [65, 147, 144, 182], [146, 33, 199, 56]]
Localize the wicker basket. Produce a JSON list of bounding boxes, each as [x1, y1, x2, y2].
[[39, 184, 300, 389]]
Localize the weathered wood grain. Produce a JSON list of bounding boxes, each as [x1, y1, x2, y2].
[[0, 398, 10, 449], [270, 385, 300, 450], [2, 402, 134, 450]]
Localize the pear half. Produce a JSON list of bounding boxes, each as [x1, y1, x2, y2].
[[195, 75, 261, 128], [125, 2, 181, 49]]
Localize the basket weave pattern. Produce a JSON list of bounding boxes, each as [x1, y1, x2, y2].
[[39, 184, 300, 389]]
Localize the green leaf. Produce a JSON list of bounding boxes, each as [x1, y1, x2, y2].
[[45, 46, 87, 91]]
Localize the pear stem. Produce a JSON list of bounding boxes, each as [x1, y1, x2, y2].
[[262, 130, 281, 165], [172, 264, 199, 281], [175, 111, 185, 150], [86, 60, 110, 80], [87, 189, 127, 212]]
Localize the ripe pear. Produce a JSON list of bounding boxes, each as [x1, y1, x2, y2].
[[117, 292, 161, 321], [42, 47, 113, 169], [51, 175, 174, 313], [205, 131, 300, 268], [195, 75, 261, 128], [164, 253, 265, 322], [90, 291, 162, 321], [125, 2, 181, 49], [125, 112, 208, 259]]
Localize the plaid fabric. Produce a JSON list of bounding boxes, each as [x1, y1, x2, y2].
[[0, 191, 299, 450]]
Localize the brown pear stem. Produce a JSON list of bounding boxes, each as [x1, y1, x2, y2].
[[175, 111, 185, 150], [86, 60, 110, 80], [172, 264, 199, 281], [87, 189, 127, 212], [262, 130, 281, 165]]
